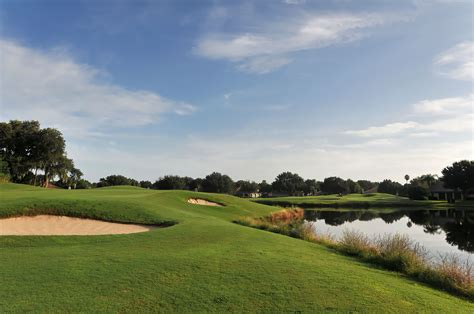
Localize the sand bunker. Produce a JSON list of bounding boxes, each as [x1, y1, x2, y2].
[[0, 215, 155, 236], [187, 198, 223, 207]]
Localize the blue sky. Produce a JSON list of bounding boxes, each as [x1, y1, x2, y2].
[[0, 0, 472, 182]]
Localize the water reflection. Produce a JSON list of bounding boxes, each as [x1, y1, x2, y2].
[[304, 209, 473, 257]]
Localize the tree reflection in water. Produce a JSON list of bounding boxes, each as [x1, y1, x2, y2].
[[303, 209, 473, 253]]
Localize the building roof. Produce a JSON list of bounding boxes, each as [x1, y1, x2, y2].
[[429, 182, 454, 193]]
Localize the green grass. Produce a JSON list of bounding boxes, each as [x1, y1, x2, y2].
[[253, 193, 469, 209], [0, 183, 472, 312]]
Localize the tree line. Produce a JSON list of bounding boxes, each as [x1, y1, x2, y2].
[[1, 120, 472, 200], [0, 120, 84, 188]]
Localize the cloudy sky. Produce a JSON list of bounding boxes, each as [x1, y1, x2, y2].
[[0, 0, 472, 183]]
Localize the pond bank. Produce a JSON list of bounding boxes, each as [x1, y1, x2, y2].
[[235, 208, 474, 300]]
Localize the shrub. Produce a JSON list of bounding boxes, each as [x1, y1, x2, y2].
[[374, 234, 427, 272], [339, 230, 376, 256], [408, 185, 429, 200]]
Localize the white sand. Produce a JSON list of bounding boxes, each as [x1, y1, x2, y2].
[[0, 215, 155, 236], [187, 198, 223, 207]]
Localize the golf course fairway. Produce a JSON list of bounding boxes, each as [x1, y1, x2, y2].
[[0, 183, 472, 312]]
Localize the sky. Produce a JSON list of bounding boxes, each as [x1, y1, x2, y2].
[[0, 0, 473, 183]]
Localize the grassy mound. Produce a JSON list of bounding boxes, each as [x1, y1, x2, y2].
[[0, 183, 472, 312]]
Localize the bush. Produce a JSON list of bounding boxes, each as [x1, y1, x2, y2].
[[408, 185, 429, 200]]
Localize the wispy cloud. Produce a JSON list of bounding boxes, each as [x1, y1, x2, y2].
[[345, 121, 419, 137], [434, 41, 474, 81], [0, 39, 196, 137], [413, 94, 473, 114], [283, 0, 306, 5], [194, 12, 391, 74], [344, 95, 473, 137]]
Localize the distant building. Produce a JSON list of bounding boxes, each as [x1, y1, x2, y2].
[[429, 182, 463, 201], [235, 191, 262, 198]]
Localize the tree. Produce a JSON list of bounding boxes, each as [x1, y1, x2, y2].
[[0, 120, 80, 188], [320, 177, 349, 194], [378, 179, 403, 195], [258, 180, 272, 195], [36, 128, 67, 188], [0, 120, 41, 182], [346, 179, 362, 194], [303, 179, 320, 195], [441, 160, 474, 198], [0, 155, 9, 182], [69, 168, 84, 189], [235, 180, 259, 193], [153, 175, 189, 190], [407, 185, 429, 200], [357, 180, 378, 192], [271, 172, 305, 196], [75, 179, 92, 189], [411, 174, 438, 189], [140, 180, 153, 189], [202, 172, 235, 194], [51, 156, 74, 188], [97, 175, 138, 187]]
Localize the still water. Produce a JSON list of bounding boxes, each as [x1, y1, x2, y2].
[[304, 209, 473, 262]]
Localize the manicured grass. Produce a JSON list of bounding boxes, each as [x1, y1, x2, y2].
[[253, 193, 463, 209], [0, 183, 472, 312]]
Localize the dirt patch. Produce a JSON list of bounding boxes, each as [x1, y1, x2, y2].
[[0, 215, 156, 236], [187, 198, 223, 207]]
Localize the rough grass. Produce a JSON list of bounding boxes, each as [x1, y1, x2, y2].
[[1, 183, 473, 312], [236, 209, 474, 300]]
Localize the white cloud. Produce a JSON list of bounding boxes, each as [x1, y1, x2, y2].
[[413, 94, 473, 114], [194, 13, 388, 74], [0, 39, 196, 137], [345, 121, 419, 137], [345, 95, 473, 137], [434, 41, 474, 81], [237, 56, 293, 74], [283, 0, 306, 5]]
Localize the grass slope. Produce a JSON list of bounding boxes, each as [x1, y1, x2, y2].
[[0, 184, 472, 312], [253, 193, 469, 209]]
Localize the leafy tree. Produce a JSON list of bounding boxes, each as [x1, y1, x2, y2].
[[258, 180, 272, 195], [407, 185, 429, 200], [36, 128, 67, 188], [50, 156, 74, 188], [357, 180, 378, 192], [189, 178, 204, 192], [303, 179, 320, 195], [0, 120, 41, 182], [346, 179, 362, 194], [202, 172, 235, 194], [410, 174, 438, 189], [0, 155, 9, 182], [235, 180, 259, 193], [97, 175, 138, 187], [441, 160, 474, 198], [140, 180, 153, 189], [153, 175, 189, 190], [378, 179, 403, 195], [320, 177, 349, 194], [69, 168, 84, 189], [271, 172, 305, 196], [75, 179, 92, 189]]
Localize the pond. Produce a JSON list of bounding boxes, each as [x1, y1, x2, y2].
[[304, 209, 473, 262]]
